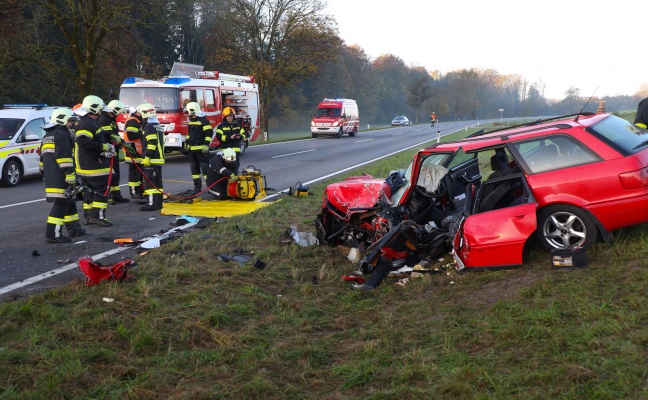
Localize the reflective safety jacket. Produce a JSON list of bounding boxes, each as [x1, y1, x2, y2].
[[143, 121, 165, 165], [216, 120, 246, 153], [98, 112, 122, 151], [186, 116, 213, 151], [124, 114, 144, 162], [41, 125, 75, 201], [75, 115, 110, 178]]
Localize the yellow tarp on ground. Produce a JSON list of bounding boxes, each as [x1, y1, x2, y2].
[[161, 198, 275, 218]]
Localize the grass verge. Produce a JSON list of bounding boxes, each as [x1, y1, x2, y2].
[[1, 126, 646, 399]]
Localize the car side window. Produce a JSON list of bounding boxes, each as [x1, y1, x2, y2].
[[513, 135, 599, 174], [448, 149, 475, 169], [17, 118, 46, 143]]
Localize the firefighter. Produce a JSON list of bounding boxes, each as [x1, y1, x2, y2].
[[431, 112, 437, 127], [139, 104, 165, 211], [74, 95, 114, 227], [216, 107, 246, 174], [184, 101, 213, 194], [634, 97, 648, 129], [99, 100, 129, 204], [40, 108, 86, 243], [206, 148, 238, 200], [124, 105, 146, 200]]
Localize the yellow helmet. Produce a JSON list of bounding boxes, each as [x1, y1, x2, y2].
[[222, 147, 236, 162], [185, 101, 201, 116], [136, 103, 156, 118], [48, 108, 75, 126], [222, 107, 236, 117], [79, 95, 105, 115], [105, 100, 126, 115]]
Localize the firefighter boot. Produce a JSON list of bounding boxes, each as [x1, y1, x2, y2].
[[140, 193, 159, 211], [46, 223, 72, 244], [87, 208, 113, 227], [110, 190, 130, 204], [83, 206, 93, 225], [130, 186, 146, 202], [155, 193, 164, 210], [192, 178, 202, 195], [65, 221, 86, 238]]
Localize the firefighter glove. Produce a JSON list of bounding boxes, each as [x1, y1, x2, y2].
[[142, 157, 151, 167], [65, 173, 76, 185], [230, 173, 238, 181], [201, 145, 209, 154], [111, 134, 122, 145], [102, 143, 110, 152]]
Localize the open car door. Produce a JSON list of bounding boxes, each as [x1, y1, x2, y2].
[[453, 174, 538, 269]]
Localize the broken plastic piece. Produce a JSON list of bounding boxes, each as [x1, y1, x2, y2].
[[113, 238, 144, 246], [102, 297, 115, 303], [341, 275, 365, 283], [77, 256, 134, 286], [140, 238, 161, 249], [254, 259, 266, 270]]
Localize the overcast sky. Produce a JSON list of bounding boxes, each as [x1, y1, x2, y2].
[[324, 0, 645, 100]]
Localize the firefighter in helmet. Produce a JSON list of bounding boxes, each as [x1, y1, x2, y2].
[[139, 104, 165, 211], [40, 108, 86, 243], [99, 100, 129, 204], [215, 107, 246, 174], [184, 101, 213, 194], [123, 105, 147, 200], [74, 95, 114, 227], [206, 148, 238, 200]]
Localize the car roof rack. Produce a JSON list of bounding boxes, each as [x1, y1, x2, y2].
[[467, 112, 595, 138]]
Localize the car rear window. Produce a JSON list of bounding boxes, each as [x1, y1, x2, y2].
[[586, 115, 648, 156]]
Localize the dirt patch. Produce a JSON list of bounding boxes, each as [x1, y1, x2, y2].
[[465, 269, 550, 306]]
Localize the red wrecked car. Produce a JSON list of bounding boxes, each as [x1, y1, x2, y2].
[[315, 113, 648, 271]]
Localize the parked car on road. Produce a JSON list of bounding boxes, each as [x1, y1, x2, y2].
[[315, 113, 648, 270], [391, 115, 410, 126], [0, 104, 58, 187]]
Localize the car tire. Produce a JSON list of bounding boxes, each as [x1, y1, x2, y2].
[[312, 133, 318, 138], [2, 159, 22, 187], [336, 128, 342, 138], [536, 204, 598, 252], [349, 127, 357, 137]]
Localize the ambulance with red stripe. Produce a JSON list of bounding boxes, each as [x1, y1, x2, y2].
[[0, 104, 59, 187], [310, 98, 359, 138], [117, 68, 260, 155]]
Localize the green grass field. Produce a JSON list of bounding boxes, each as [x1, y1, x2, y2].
[[1, 121, 646, 399]]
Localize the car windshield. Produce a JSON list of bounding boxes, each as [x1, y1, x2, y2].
[[119, 87, 180, 112], [391, 153, 450, 204], [394, 116, 405, 120], [314, 108, 341, 117], [0, 118, 25, 140], [586, 114, 648, 156]]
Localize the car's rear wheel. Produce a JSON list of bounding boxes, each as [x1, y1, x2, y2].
[[349, 127, 357, 137], [2, 159, 22, 187], [336, 128, 342, 138], [312, 133, 318, 138], [536, 205, 598, 252]]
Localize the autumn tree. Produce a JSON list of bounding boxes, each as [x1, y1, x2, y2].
[[209, 0, 341, 134]]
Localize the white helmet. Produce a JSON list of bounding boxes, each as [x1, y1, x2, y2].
[[222, 147, 236, 162], [78, 95, 105, 115], [136, 103, 156, 118], [105, 100, 126, 115], [185, 101, 201, 117], [43, 108, 77, 129]]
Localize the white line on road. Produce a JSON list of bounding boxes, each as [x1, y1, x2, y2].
[[0, 222, 198, 295], [0, 198, 45, 209], [392, 133, 405, 136], [271, 149, 317, 158], [354, 138, 374, 143]]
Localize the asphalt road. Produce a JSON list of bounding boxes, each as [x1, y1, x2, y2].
[[0, 121, 473, 300]]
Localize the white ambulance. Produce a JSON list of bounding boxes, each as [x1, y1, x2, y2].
[[0, 104, 59, 187]]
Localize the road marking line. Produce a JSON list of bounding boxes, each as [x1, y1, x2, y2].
[[354, 138, 373, 143], [392, 133, 405, 136], [0, 222, 198, 295], [271, 149, 316, 158]]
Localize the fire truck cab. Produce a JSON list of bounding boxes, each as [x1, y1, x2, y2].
[[118, 71, 260, 154]]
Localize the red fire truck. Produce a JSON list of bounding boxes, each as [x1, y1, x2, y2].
[[117, 70, 260, 154], [310, 98, 359, 138]]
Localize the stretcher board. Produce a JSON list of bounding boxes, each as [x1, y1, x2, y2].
[[161, 198, 275, 218]]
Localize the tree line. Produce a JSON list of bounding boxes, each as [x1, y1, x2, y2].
[[1, 0, 646, 134]]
